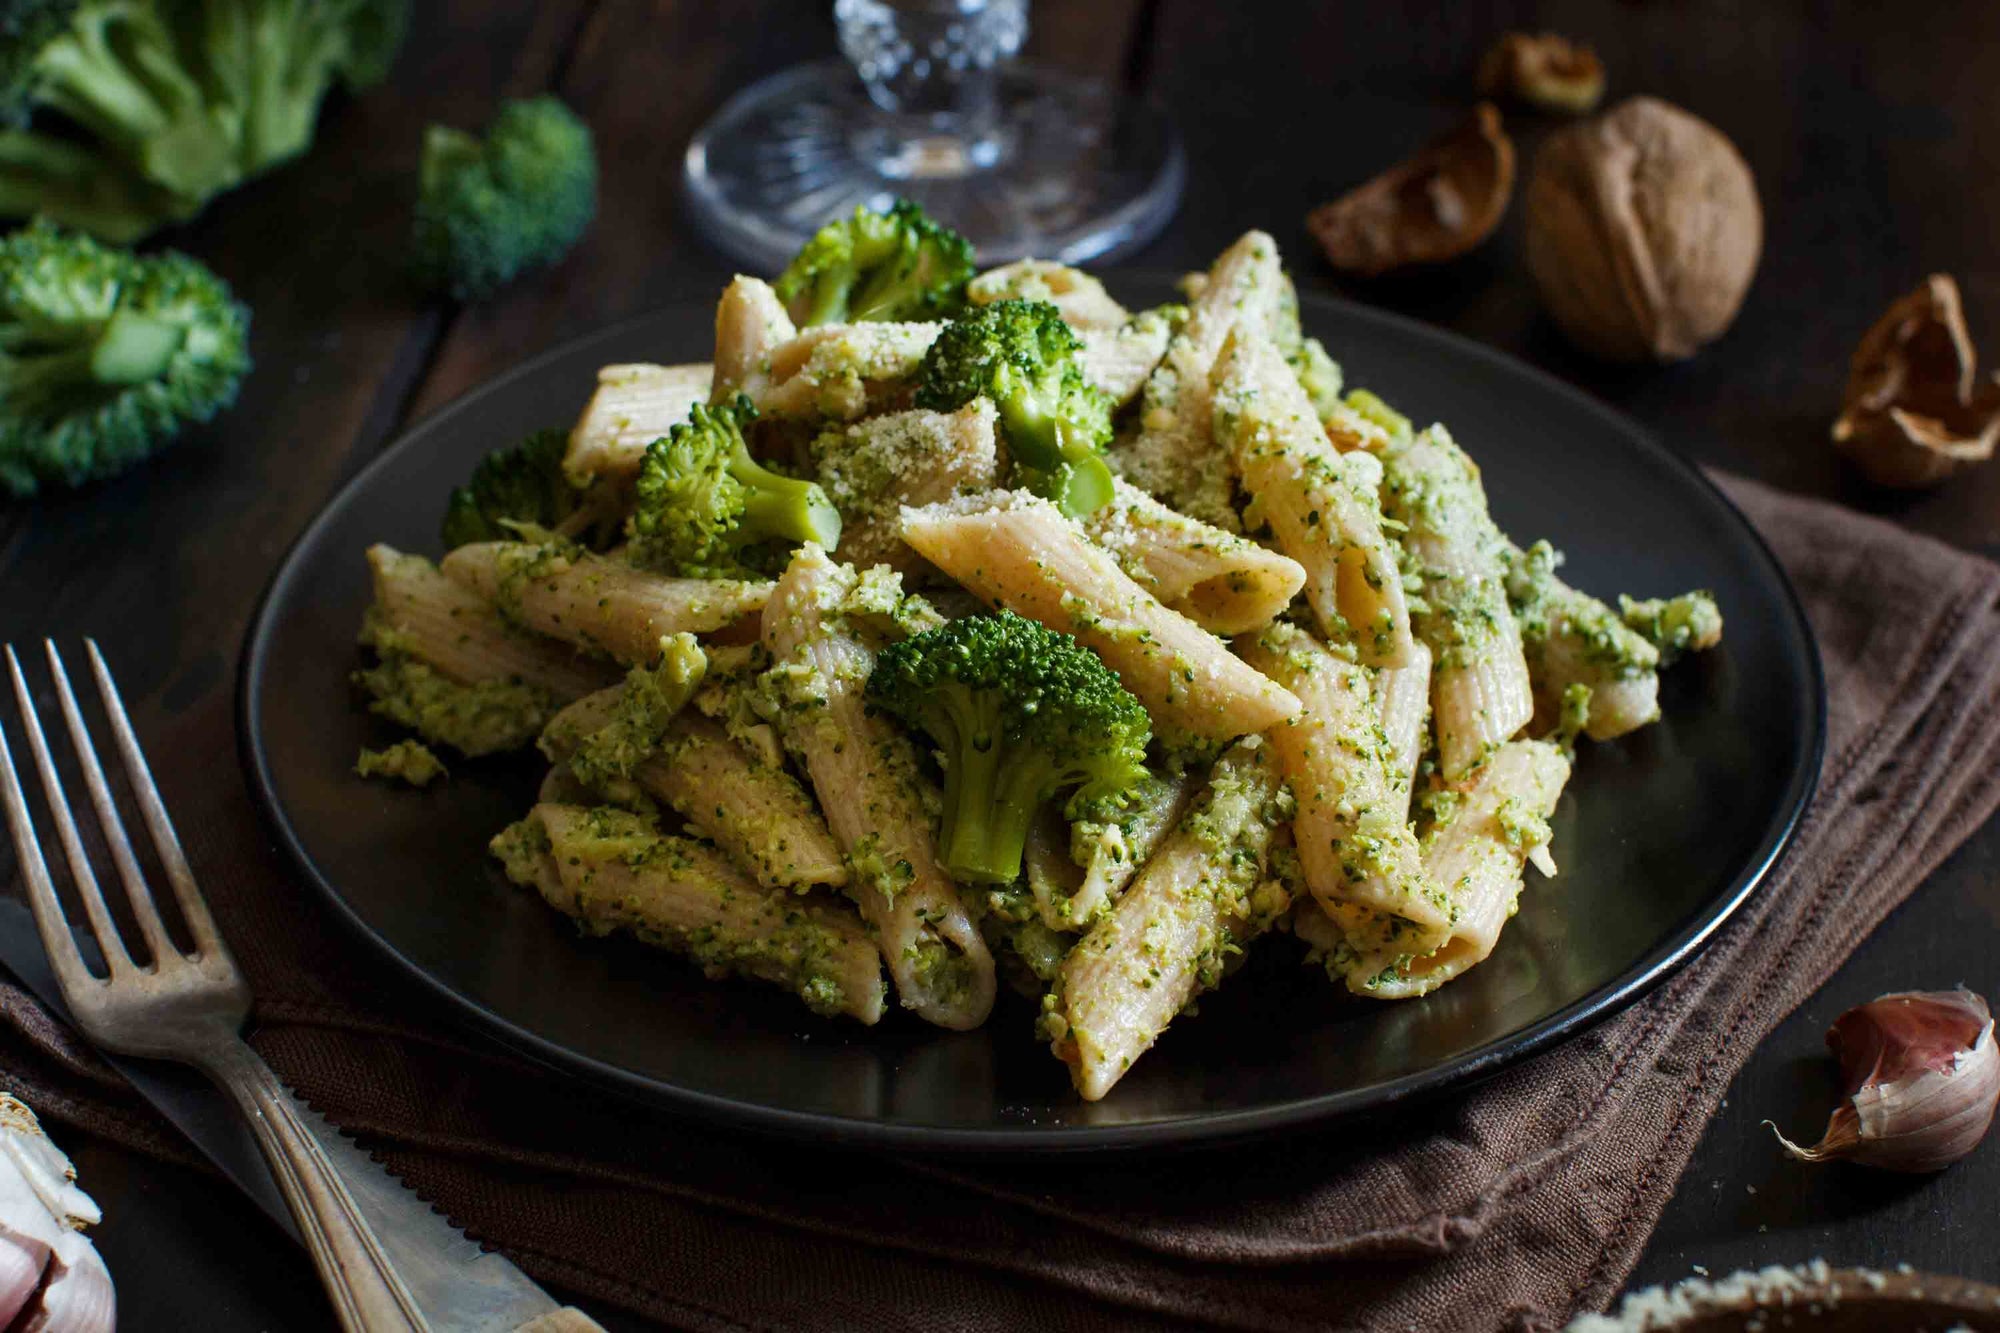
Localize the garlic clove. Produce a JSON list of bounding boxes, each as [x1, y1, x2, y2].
[[0, 1097, 112, 1333], [19, 1231, 116, 1333], [1771, 988, 2000, 1173]]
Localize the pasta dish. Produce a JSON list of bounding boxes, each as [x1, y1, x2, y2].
[[349, 204, 1721, 1101]]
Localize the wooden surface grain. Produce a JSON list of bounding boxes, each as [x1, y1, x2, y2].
[[6, 1, 2000, 1327]]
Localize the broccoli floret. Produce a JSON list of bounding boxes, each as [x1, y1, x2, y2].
[[440, 427, 612, 550], [866, 610, 1152, 885], [773, 197, 973, 327], [0, 220, 250, 495], [625, 394, 841, 578], [914, 298, 1115, 517], [355, 738, 446, 787], [410, 95, 596, 302], [0, 0, 408, 241]]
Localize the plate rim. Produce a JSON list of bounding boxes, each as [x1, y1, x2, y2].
[[236, 284, 1827, 1154]]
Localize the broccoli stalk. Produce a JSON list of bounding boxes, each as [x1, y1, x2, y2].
[[773, 198, 974, 327], [0, 0, 409, 241], [0, 219, 250, 495], [867, 611, 1152, 885], [410, 95, 597, 302], [914, 298, 1115, 518], [626, 395, 842, 578]]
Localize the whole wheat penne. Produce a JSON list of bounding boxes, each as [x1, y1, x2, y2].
[[762, 545, 996, 1029], [1237, 623, 1450, 951], [967, 259, 1131, 330], [365, 544, 614, 700], [1212, 329, 1415, 666], [1346, 739, 1569, 999], [1115, 230, 1295, 529], [711, 275, 798, 403], [1375, 638, 1433, 809], [1076, 308, 1179, 407], [1082, 478, 1305, 636], [540, 689, 847, 892], [899, 491, 1301, 742], [1379, 425, 1534, 776], [441, 542, 770, 664], [1024, 769, 1199, 931], [1504, 540, 1662, 740], [812, 402, 1002, 576], [497, 804, 886, 1024], [1047, 737, 1294, 1100], [753, 321, 942, 424], [563, 362, 713, 489]]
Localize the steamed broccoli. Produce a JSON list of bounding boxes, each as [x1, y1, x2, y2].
[[625, 394, 841, 578], [410, 95, 596, 302], [0, 220, 250, 495], [866, 610, 1152, 885], [0, 0, 409, 241], [773, 198, 973, 327], [914, 298, 1115, 517], [440, 427, 610, 550]]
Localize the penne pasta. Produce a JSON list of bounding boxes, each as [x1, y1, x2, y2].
[[1076, 306, 1179, 407], [1237, 623, 1450, 953], [563, 362, 713, 489], [495, 803, 886, 1023], [1211, 329, 1416, 666], [1046, 737, 1295, 1100], [968, 259, 1130, 330], [1082, 477, 1305, 635], [761, 545, 997, 1029], [441, 541, 770, 664], [753, 321, 942, 424], [365, 544, 613, 699], [1342, 739, 1570, 999], [540, 689, 847, 891], [1375, 638, 1433, 810], [1024, 769, 1199, 931], [1504, 540, 1662, 741], [899, 491, 1301, 742], [1114, 229, 1295, 529], [1379, 424, 1534, 776], [710, 275, 798, 403], [811, 402, 1002, 576]]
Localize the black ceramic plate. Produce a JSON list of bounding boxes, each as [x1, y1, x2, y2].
[[240, 281, 1824, 1152]]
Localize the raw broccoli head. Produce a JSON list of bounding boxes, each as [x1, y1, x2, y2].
[[625, 394, 842, 578], [913, 298, 1115, 517], [0, 0, 410, 241], [0, 219, 250, 495], [773, 197, 973, 327], [440, 427, 614, 550], [410, 94, 596, 302], [867, 610, 1153, 885]]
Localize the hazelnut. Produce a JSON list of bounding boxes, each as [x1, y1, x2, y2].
[[1306, 103, 1515, 279], [1476, 32, 1606, 115], [1522, 97, 1762, 363], [1832, 275, 2000, 488]]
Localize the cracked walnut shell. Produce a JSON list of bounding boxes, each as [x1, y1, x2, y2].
[[1306, 104, 1514, 278], [1476, 32, 1606, 115], [1523, 97, 1762, 363], [1832, 274, 2000, 488]]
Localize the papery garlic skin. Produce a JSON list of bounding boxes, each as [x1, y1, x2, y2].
[[0, 1096, 113, 1333], [1773, 988, 2000, 1173]]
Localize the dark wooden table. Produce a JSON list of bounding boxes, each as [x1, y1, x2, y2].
[[6, 2, 2000, 1328]]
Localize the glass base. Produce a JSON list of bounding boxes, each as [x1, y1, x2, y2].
[[683, 60, 1185, 273]]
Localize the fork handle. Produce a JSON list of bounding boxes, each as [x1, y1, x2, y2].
[[203, 1038, 428, 1332]]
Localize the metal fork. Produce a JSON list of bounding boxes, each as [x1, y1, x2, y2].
[[0, 640, 427, 1331]]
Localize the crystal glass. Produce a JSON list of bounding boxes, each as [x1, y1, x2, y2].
[[683, 0, 1184, 272]]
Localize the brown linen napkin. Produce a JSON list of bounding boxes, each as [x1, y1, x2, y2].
[[4, 471, 2000, 1333]]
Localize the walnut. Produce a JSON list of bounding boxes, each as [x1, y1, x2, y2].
[[1306, 104, 1514, 278], [1522, 97, 1762, 362], [1831, 275, 2000, 488], [1476, 32, 1605, 115]]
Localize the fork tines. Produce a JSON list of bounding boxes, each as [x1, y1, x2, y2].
[[0, 640, 227, 993]]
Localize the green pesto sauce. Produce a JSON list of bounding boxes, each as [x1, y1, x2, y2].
[[353, 651, 553, 757], [354, 739, 447, 788]]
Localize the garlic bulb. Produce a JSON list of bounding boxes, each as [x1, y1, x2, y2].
[[0, 1096, 114, 1332], [1770, 988, 1999, 1172]]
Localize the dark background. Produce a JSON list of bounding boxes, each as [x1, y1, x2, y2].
[[4, 0, 1999, 1326]]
